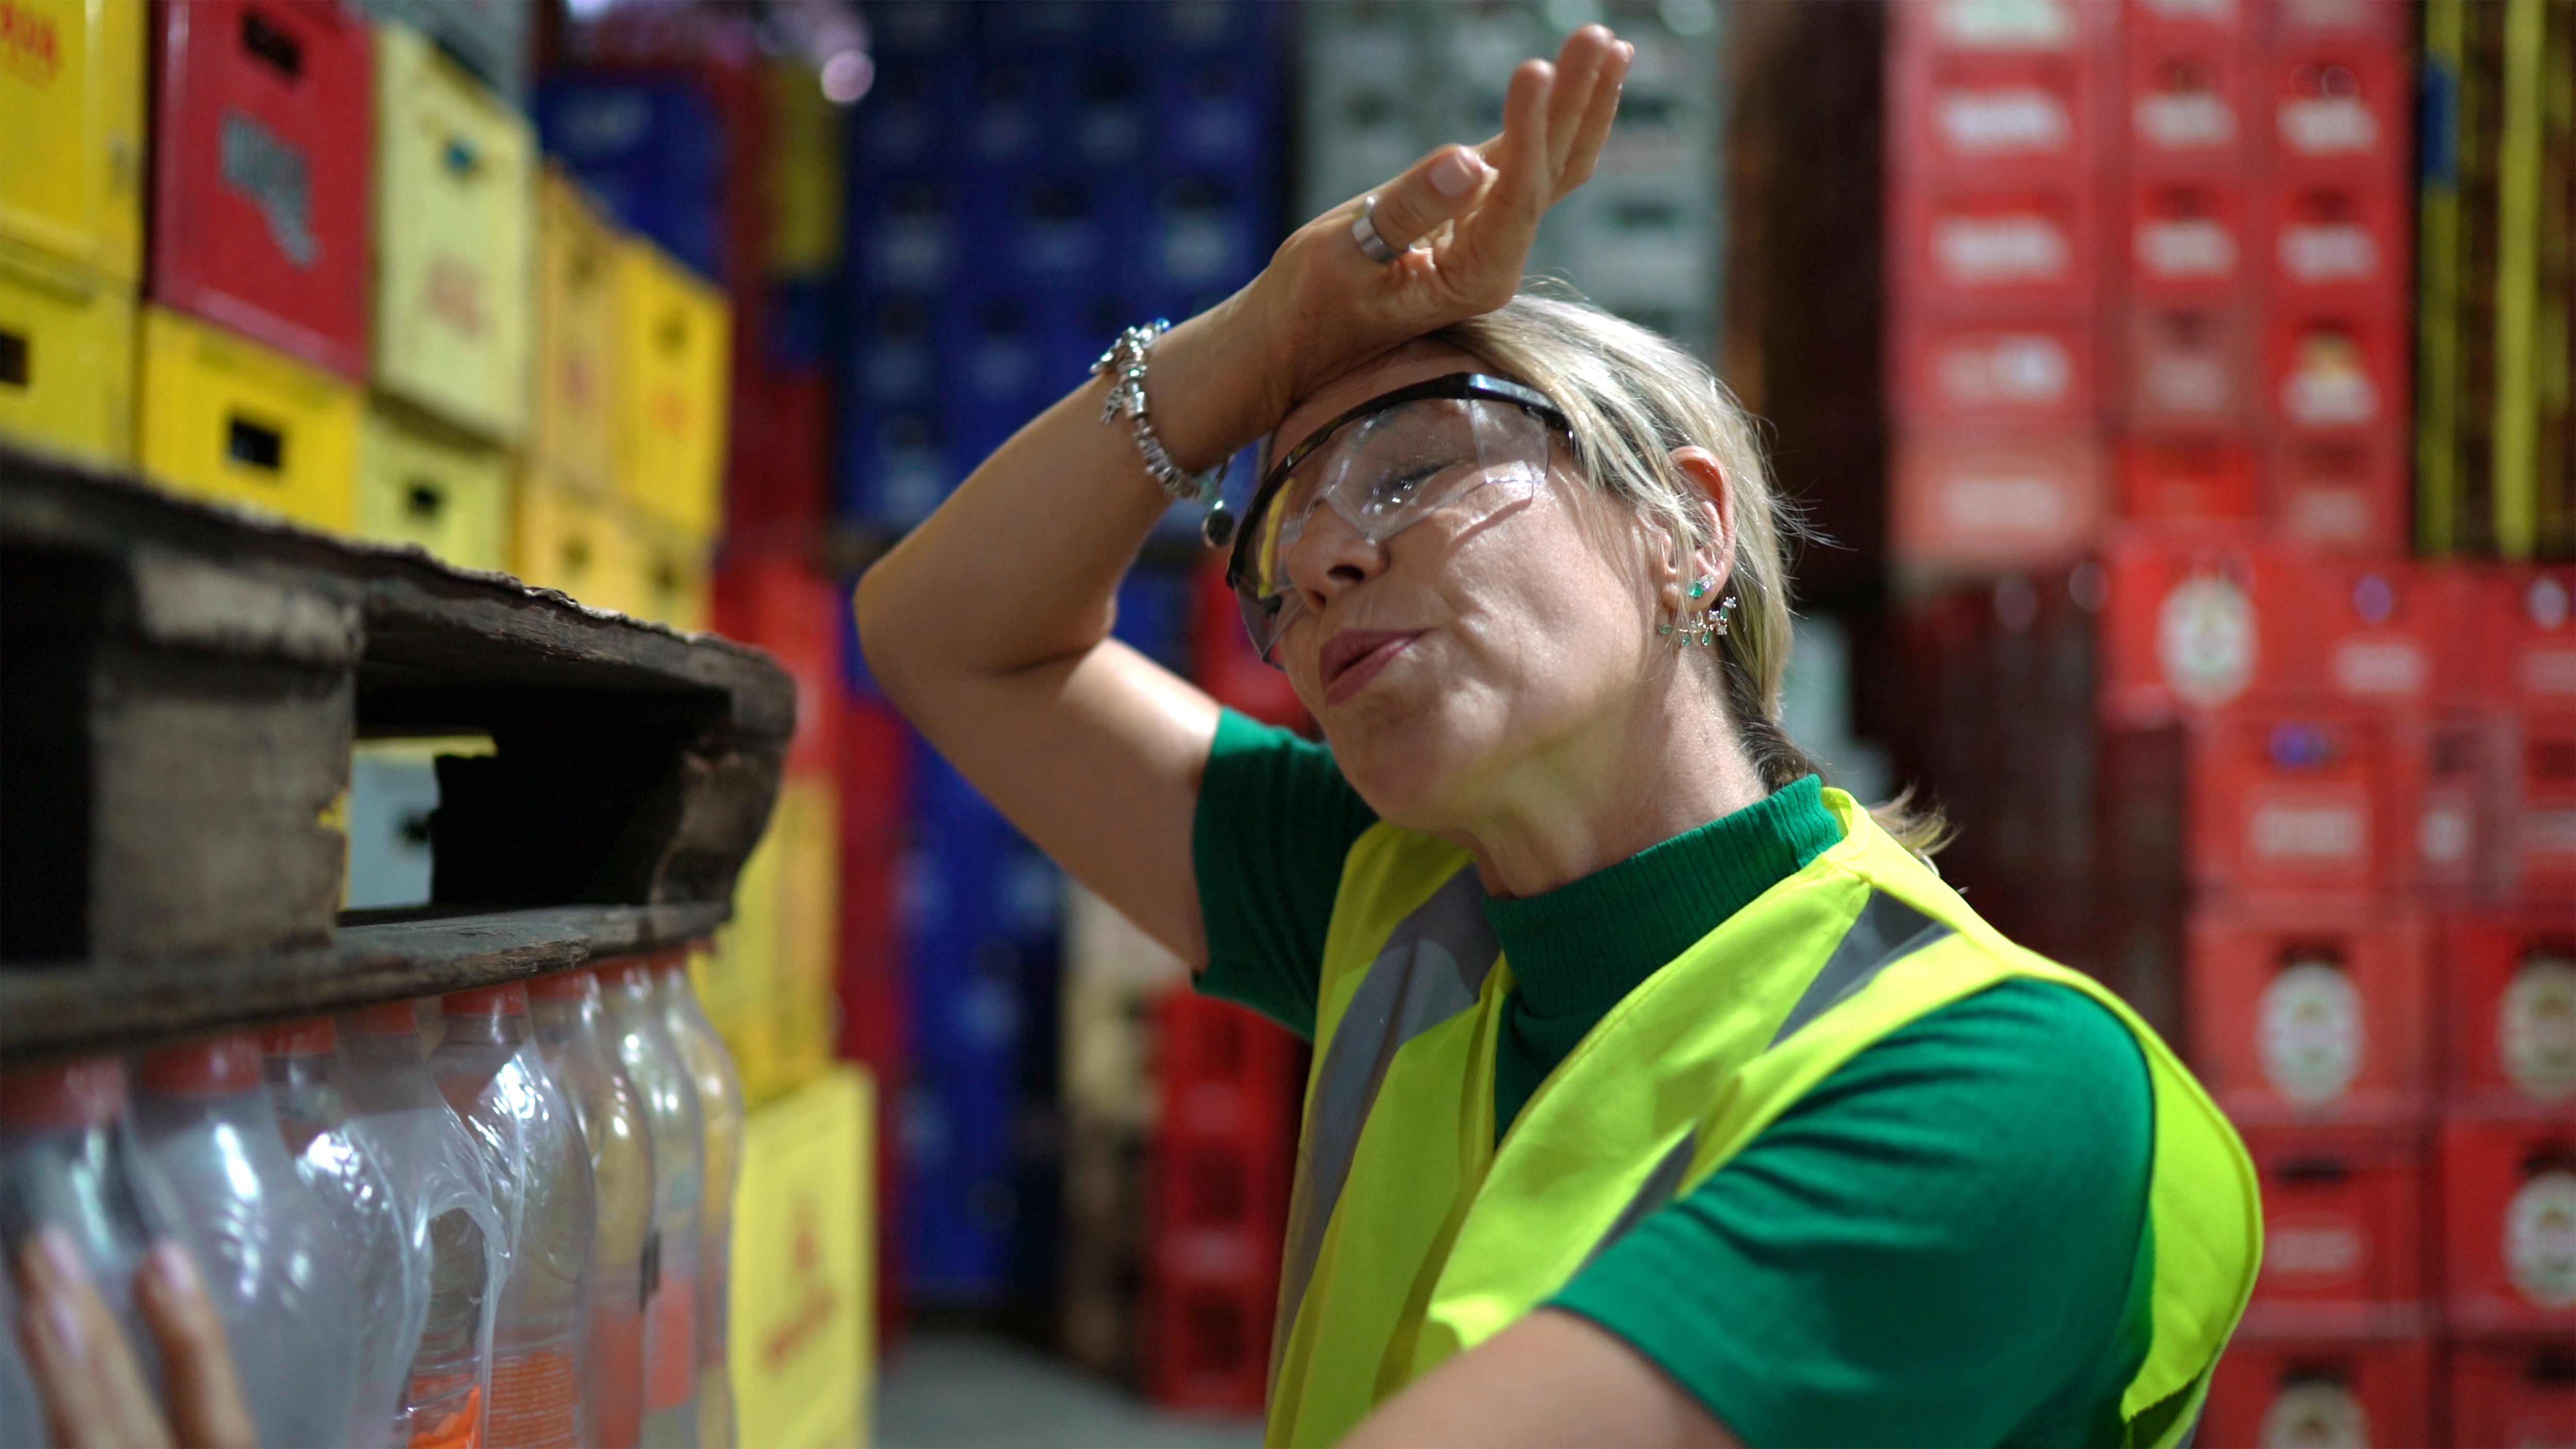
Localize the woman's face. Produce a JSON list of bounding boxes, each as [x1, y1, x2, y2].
[[1265, 342, 1675, 831]]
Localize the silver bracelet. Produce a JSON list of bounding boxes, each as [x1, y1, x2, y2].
[[1092, 320, 1235, 545]]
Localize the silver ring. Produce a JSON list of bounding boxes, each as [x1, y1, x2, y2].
[[1350, 196, 1402, 264]]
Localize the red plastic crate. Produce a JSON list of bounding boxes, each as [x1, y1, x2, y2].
[[1892, 44, 2099, 181], [2200, 1334, 2433, 1449], [2288, 558, 2478, 712], [2127, 176, 2252, 298], [1893, 179, 2102, 314], [2117, 435, 2259, 522], [2439, 1115, 2576, 1335], [2478, 567, 2576, 711], [2448, 1336, 2576, 1448], [2188, 710, 2400, 896], [835, 700, 910, 1340], [2403, 711, 2510, 898], [2271, 0, 2414, 52], [2185, 899, 2431, 1125], [2264, 307, 2409, 437], [2444, 910, 2576, 1114], [1890, 426, 2106, 576], [1192, 558, 1308, 730], [149, 0, 372, 380], [2123, 39, 2255, 174], [2099, 525, 2294, 724], [2123, 304, 2255, 430], [2264, 433, 2410, 553], [725, 366, 831, 547], [711, 557, 846, 775], [2501, 713, 2576, 901], [1155, 992, 1301, 1150], [1143, 1228, 1275, 1411], [2262, 39, 2409, 182], [1891, 0, 2111, 60], [1893, 313, 2097, 427], [2128, 0, 2258, 47], [2240, 1123, 2431, 1336], [2261, 178, 2409, 300]]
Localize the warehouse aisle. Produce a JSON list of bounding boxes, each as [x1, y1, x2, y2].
[[877, 1332, 1265, 1449]]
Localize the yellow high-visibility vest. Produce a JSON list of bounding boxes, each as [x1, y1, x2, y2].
[[1266, 789, 2260, 1448]]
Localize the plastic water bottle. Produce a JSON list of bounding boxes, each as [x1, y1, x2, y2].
[[431, 985, 596, 1449], [0, 1057, 179, 1442], [262, 1018, 426, 1448], [529, 969, 656, 1449], [337, 1001, 507, 1449], [653, 949, 746, 1449], [597, 960, 703, 1447], [132, 1034, 360, 1446]]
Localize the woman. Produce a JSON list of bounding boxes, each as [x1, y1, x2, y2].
[[857, 23, 2257, 1449]]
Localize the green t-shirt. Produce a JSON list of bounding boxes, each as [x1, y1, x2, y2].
[[1191, 709, 2155, 1447]]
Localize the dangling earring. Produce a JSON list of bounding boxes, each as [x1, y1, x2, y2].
[[1658, 576, 1736, 647]]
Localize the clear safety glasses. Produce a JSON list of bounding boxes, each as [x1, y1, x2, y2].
[[1226, 373, 1568, 663]]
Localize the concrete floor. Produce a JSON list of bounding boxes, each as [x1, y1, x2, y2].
[[875, 1331, 1266, 1449]]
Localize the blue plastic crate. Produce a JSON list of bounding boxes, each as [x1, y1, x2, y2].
[[849, 291, 942, 407], [846, 54, 961, 176], [1125, 173, 1263, 302], [764, 277, 838, 369], [1150, 47, 1276, 171], [1114, 564, 1198, 676], [536, 76, 725, 280], [839, 402, 959, 529], [851, 173, 957, 291]]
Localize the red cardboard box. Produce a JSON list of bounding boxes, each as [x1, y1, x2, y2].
[[2188, 710, 2400, 895], [2264, 307, 2408, 437], [2444, 911, 2576, 1114], [2439, 1115, 2576, 1335], [1894, 314, 2097, 427], [2240, 1124, 2430, 1336], [2501, 713, 2576, 900], [2127, 176, 2252, 298], [2200, 1334, 2433, 1449], [2262, 178, 2408, 300], [1894, 180, 2100, 314], [2099, 525, 2291, 724], [2123, 305, 2255, 430], [1891, 427, 2106, 576], [2481, 568, 2576, 710], [2448, 1337, 2576, 1448], [2185, 900, 2431, 1125], [2265, 433, 2409, 553], [2117, 436, 2259, 523], [149, 0, 373, 380]]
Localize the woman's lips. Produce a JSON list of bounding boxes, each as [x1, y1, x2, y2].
[[1320, 629, 1423, 704]]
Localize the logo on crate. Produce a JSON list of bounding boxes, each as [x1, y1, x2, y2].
[[2134, 86, 2236, 151], [2281, 329, 2380, 429], [0, 1, 58, 83], [1934, 210, 2071, 287], [2280, 218, 2381, 287], [221, 111, 319, 268], [2259, 1379, 2367, 1449], [2267, 1211, 2365, 1283], [2260, 957, 2363, 1106], [2277, 87, 2379, 158], [2501, 952, 2576, 1102], [1935, 332, 2073, 410], [424, 257, 486, 337], [2155, 573, 2255, 707], [2137, 214, 2239, 282], [2505, 1171, 2576, 1309], [2246, 785, 2368, 866], [1935, 84, 2072, 157], [1930, 0, 2076, 48]]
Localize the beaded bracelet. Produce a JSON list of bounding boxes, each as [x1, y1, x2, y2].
[[1092, 320, 1235, 545]]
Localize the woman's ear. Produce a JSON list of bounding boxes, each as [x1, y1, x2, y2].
[[1668, 446, 1735, 586]]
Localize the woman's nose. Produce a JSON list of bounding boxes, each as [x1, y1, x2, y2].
[[1285, 503, 1385, 609]]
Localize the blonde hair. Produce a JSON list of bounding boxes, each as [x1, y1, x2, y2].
[[1429, 293, 1946, 855]]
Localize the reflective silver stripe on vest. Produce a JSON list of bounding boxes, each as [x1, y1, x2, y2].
[[1274, 865, 1499, 1369], [1580, 890, 1955, 1264]]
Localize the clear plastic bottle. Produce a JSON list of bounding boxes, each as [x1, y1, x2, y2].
[[132, 1034, 360, 1446], [528, 969, 656, 1449], [653, 948, 746, 1449], [261, 1018, 425, 1448], [0, 1057, 179, 1443], [430, 985, 596, 1449], [597, 959, 704, 1448], [337, 1001, 507, 1449]]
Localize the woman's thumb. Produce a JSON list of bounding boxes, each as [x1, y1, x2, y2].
[[1358, 144, 1495, 257]]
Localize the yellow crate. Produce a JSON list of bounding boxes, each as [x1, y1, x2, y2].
[[766, 61, 844, 278], [630, 514, 713, 631], [513, 467, 643, 611], [613, 237, 730, 541], [356, 401, 509, 570], [136, 305, 359, 531], [533, 168, 618, 491], [728, 1065, 871, 1449], [705, 773, 839, 1107], [373, 22, 534, 442], [0, 0, 144, 282], [0, 240, 134, 468]]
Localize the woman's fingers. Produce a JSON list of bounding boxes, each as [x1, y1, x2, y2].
[[1541, 28, 1621, 177], [1555, 39, 1632, 196], [135, 1243, 255, 1449], [1358, 142, 1497, 256], [14, 1229, 174, 1449]]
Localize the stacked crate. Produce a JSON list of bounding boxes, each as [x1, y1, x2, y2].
[[1298, 0, 1729, 359]]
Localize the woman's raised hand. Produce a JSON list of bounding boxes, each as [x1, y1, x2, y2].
[[1245, 25, 1632, 409], [12, 1228, 255, 1449]]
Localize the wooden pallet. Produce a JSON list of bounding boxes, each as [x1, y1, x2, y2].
[[0, 444, 797, 1060]]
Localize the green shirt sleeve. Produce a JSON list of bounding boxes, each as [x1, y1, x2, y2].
[[1550, 979, 2156, 1449], [1190, 707, 1379, 1041]]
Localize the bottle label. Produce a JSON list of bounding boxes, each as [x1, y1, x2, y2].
[[404, 1377, 481, 1449], [647, 1274, 698, 1411], [588, 1301, 646, 1449], [488, 1345, 581, 1448]]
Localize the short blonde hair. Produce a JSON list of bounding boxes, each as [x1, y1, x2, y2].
[[1430, 293, 1944, 854]]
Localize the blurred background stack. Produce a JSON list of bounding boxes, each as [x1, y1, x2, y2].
[[11, 0, 2575, 1443]]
